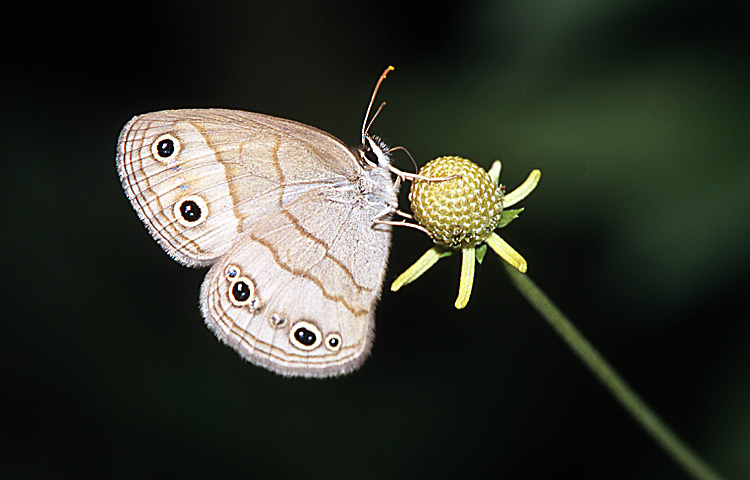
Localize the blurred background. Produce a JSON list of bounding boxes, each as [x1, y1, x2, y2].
[[3, 1, 748, 478]]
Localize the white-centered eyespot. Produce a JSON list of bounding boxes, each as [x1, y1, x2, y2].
[[151, 133, 180, 161], [289, 321, 322, 351], [228, 276, 256, 308], [174, 195, 208, 227], [324, 333, 342, 352]]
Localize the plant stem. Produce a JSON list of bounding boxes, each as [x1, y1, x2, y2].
[[503, 263, 725, 480]]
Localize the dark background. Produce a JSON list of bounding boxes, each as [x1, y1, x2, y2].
[[3, 1, 749, 478]]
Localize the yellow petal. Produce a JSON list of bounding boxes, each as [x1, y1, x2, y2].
[[391, 246, 450, 291], [486, 233, 528, 273], [503, 169, 541, 208], [455, 248, 476, 309]]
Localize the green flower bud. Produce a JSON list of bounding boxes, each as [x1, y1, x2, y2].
[[409, 156, 503, 248]]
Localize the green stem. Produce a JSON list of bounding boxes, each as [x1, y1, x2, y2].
[[503, 263, 725, 480]]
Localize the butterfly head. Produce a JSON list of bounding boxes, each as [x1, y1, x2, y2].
[[360, 134, 392, 169], [359, 66, 395, 170]]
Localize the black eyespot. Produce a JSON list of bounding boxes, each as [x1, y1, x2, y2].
[[289, 321, 321, 350], [156, 138, 175, 158], [174, 195, 208, 227], [294, 327, 317, 346], [152, 134, 180, 161], [179, 200, 202, 222], [325, 333, 342, 351], [227, 276, 256, 308], [232, 281, 251, 302]]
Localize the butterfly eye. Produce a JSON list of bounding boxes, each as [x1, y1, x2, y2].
[[361, 135, 390, 167], [363, 146, 379, 165], [290, 321, 322, 351], [325, 333, 342, 352], [174, 195, 208, 227], [151, 133, 180, 161]]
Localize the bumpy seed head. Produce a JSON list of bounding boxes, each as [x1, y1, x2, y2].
[[409, 156, 504, 248]]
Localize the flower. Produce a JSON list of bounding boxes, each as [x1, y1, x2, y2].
[[391, 156, 541, 309]]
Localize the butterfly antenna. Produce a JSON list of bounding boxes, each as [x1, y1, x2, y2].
[[365, 101, 387, 137], [362, 65, 395, 144]]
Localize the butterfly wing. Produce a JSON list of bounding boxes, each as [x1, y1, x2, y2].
[[201, 173, 394, 376], [117, 109, 397, 376]]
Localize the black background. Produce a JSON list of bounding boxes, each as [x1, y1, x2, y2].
[[3, 1, 749, 478]]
